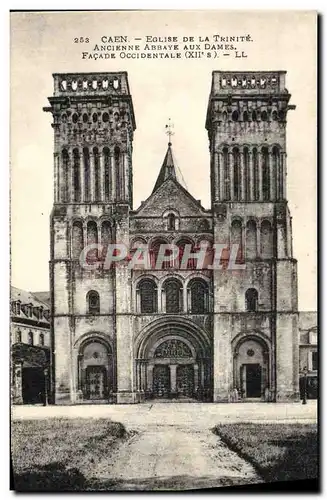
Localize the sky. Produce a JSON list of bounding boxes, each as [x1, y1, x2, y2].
[[10, 10, 317, 310]]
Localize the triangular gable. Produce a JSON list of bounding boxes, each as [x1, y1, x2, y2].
[[134, 177, 206, 217]]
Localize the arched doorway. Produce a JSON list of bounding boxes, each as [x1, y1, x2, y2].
[[151, 338, 195, 399], [135, 319, 212, 401], [233, 335, 270, 400], [78, 338, 113, 401]]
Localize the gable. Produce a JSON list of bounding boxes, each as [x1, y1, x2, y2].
[[134, 178, 206, 217]]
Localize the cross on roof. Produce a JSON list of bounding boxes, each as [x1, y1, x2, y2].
[[165, 118, 174, 145]]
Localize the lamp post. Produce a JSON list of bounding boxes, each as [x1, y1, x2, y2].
[[43, 368, 49, 406], [302, 366, 308, 405]]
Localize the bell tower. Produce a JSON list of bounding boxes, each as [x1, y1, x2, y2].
[[44, 72, 137, 404], [206, 71, 299, 402]]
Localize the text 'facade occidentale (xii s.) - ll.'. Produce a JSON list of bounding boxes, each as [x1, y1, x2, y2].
[[43, 71, 300, 404]]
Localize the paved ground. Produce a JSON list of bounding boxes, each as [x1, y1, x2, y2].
[[12, 402, 317, 491], [12, 401, 317, 429], [93, 426, 261, 490]]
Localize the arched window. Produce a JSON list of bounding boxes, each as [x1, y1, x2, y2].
[[103, 147, 110, 201], [72, 220, 83, 260], [138, 279, 157, 313], [177, 239, 196, 269], [188, 279, 209, 314], [101, 220, 111, 261], [73, 148, 80, 202], [86, 220, 98, 263], [261, 110, 268, 121], [262, 147, 270, 201], [39, 333, 45, 346], [82, 113, 88, 123], [246, 220, 257, 259], [87, 291, 100, 314], [114, 146, 121, 201], [150, 239, 172, 269], [223, 147, 229, 199], [273, 146, 282, 200], [245, 288, 258, 312], [253, 148, 259, 201], [102, 112, 109, 123], [232, 110, 239, 121], [83, 147, 90, 202], [260, 220, 273, 258], [28, 331, 34, 345], [16, 329, 21, 343], [243, 111, 249, 122], [167, 213, 176, 231], [164, 279, 183, 313], [62, 149, 69, 202], [233, 147, 240, 200], [252, 110, 257, 121], [244, 147, 250, 200], [231, 219, 243, 263], [93, 147, 100, 201], [222, 111, 227, 121]]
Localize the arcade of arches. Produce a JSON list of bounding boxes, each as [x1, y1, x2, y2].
[[76, 330, 271, 402]]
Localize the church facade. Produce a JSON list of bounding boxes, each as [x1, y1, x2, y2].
[[44, 70, 299, 404]]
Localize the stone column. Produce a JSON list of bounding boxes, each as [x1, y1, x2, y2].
[[124, 152, 129, 202], [194, 364, 199, 393], [258, 150, 263, 201], [257, 224, 261, 258], [79, 147, 84, 203], [249, 151, 254, 201], [160, 286, 165, 313], [69, 147, 76, 203], [136, 289, 141, 312], [170, 364, 177, 393], [229, 151, 234, 200], [135, 360, 140, 391], [54, 153, 59, 202], [140, 361, 147, 392], [147, 364, 154, 392], [110, 151, 116, 202], [281, 152, 286, 200], [269, 152, 275, 200], [240, 149, 245, 201], [99, 152, 105, 202], [214, 151, 219, 201], [218, 151, 224, 200], [89, 152, 95, 202]]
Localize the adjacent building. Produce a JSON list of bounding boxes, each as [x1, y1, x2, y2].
[[11, 287, 51, 404]]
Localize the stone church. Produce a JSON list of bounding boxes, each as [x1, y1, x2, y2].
[[44, 70, 299, 404]]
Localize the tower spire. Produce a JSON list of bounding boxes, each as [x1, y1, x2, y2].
[[152, 121, 177, 193], [165, 118, 174, 146]]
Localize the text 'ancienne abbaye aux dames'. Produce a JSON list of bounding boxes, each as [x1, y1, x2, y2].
[[39, 71, 314, 404]]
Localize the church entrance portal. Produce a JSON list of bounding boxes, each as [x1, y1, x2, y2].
[[86, 366, 107, 400], [176, 365, 194, 397], [242, 364, 262, 398], [153, 365, 170, 398], [136, 330, 212, 401], [78, 338, 113, 402]]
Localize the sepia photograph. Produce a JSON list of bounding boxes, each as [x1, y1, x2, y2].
[[10, 9, 318, 492]]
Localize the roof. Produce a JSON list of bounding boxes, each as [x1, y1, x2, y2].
[[32, 291, 51, 307], [11, 287, 50, 309], [152, 143, 177, 193]]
